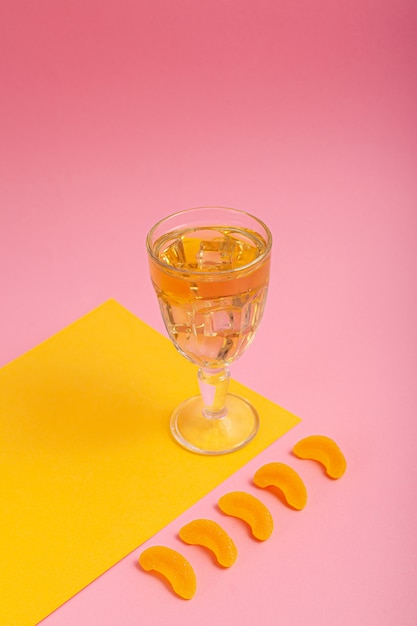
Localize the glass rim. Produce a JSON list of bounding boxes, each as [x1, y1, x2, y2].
[[146, 206, 273, 277]]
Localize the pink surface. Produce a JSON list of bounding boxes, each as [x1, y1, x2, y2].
[[1, 1, 416, 625]]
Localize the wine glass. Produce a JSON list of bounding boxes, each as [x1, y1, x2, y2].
[[146, 206, 272, 455]]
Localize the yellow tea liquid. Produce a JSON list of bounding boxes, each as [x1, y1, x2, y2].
[[149, 226, 270, 368]]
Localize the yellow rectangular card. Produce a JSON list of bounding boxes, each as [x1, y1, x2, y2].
[[0, 300, 300, 625]]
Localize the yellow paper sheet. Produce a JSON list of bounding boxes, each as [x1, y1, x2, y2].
[[0, 300, 300, 626]]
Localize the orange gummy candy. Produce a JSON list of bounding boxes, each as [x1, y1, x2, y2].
[[218, 491, 274, 541], [293, 434, 347, 479], [138, 545, 196, 600], [253, 462, 308, 510], [179, 518, 238, 567]]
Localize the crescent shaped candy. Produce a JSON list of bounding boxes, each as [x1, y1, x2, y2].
[[179, 519, 238, 568], [218, 491, 274, 541], [293, 435, 347, 479], [138, 546, 196, 600], [253, 462, 307, 510]]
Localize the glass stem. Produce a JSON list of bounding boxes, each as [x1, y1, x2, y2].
[[198, 366, 230, 419]]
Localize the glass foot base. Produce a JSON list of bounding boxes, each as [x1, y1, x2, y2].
[[170, 393, 260, 455]]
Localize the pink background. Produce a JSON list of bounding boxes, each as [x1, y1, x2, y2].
[[1, 1, 416, 624]]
